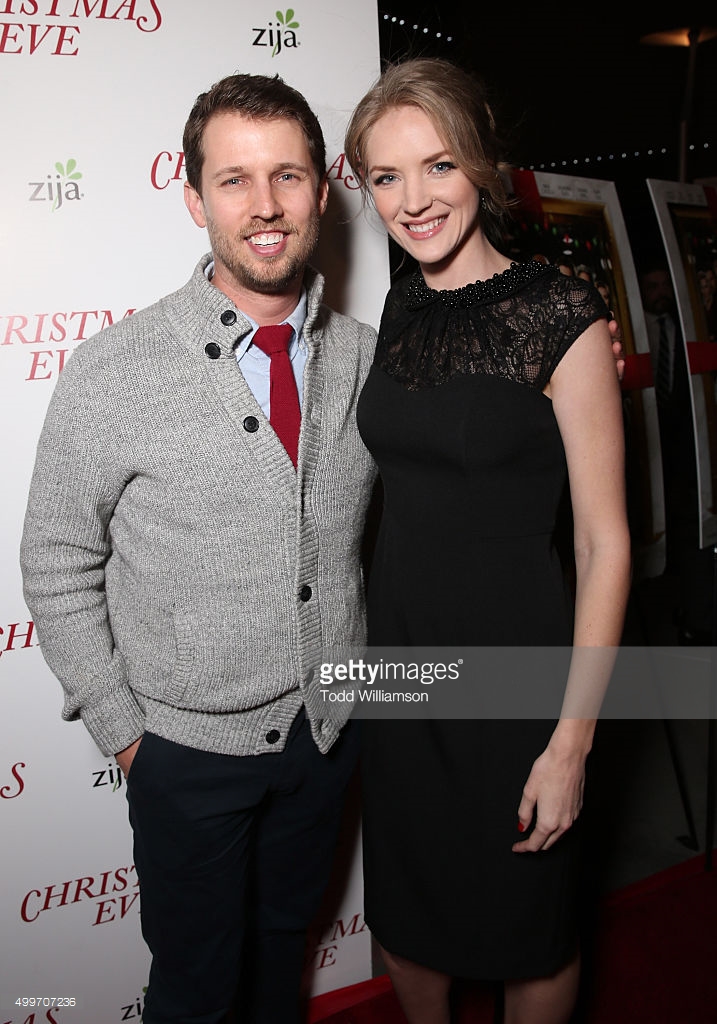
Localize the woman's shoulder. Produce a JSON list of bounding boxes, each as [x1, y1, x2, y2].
[[537, 268, 610, 320]]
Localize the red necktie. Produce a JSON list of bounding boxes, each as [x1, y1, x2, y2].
[[252, 324, 301, 466]]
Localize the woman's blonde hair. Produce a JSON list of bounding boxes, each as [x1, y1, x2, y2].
[[344, 58, 513, 239]]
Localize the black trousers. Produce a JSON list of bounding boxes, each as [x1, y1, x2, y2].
[[126, 712, 360, 1024]]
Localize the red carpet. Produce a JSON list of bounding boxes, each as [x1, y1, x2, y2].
[[308, 853, 717, 1023]]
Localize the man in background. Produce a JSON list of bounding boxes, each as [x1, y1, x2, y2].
[[639, 260, 712, 642]]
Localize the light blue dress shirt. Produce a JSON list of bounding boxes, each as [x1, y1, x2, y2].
[[205, 260, 308, 416]]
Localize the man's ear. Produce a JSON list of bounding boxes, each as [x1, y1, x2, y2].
[[184, 181, 207, 228], [317, 175, 330, 217]]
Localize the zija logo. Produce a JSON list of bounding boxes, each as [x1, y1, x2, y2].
[[119, 986, 147, 1021], [92, 761, 124, 793], [252, 8, 300, 57], [28, 159, 83, 212]]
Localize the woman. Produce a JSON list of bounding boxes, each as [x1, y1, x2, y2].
[[344, 59, 632, 1024]]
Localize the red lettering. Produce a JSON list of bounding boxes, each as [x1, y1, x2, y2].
[[93, 897, 117, 925], [32, 312, 48, 343], [26, 350, 52, 380], [111, 866, 128, 892], [49, 312, 68, 342], [2, 315, 30, 345], [150, 151, 171, 190], [107, 0, 135, 21], [0, 761, 26, 800], [26, 348, 69, 378], [136, 0, 161, 32], [325, 913, 367, 942], [327, 152, 360, 191], [20, 888, 42, 923], [151, 151, 185, 189], [0, 23, 22, 54], [28, 21, 53, 52], [41, 879, 72, 912], [0, 621, 35, 653], [98, 308, 135, 329], [96, 869, 112, 897], [72, 876, 97, 903], [69, 309, 98, 340], [52, 23, 79, 54], [70, 0, 105, 16], [118, 891, 140, 917], [0, 21, 80, 55], [314, 944, 337, 968]]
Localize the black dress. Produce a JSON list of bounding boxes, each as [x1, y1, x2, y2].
[[356, 261, 608, 981]]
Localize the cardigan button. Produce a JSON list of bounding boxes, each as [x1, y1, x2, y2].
[[305, 668, 315, 684], [299, 585, 312, 602], [220, 309, 237, 325], [204, 342, 221, 359], [243, 416, 259, 433], [265, 729, 281, 745]]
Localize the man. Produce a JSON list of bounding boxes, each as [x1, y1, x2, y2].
[[20, 74, 377, 1024]]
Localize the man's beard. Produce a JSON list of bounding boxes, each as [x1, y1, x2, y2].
[[207, 213, 321, 295]]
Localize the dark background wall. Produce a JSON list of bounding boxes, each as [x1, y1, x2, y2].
[[376, 4, 717, 258]]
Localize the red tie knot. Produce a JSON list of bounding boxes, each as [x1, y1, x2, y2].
[[253, 323, 294, 356]]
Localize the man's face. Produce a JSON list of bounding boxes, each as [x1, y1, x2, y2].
[[184, 112, 328, 300], [640, 269, 675, 317]]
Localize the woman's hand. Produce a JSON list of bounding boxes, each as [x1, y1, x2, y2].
[[511, 735, 589, 853]]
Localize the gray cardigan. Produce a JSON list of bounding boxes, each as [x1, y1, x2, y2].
[[20, 255, 378, 757]]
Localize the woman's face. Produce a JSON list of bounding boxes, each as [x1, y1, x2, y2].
[[364, 105, 482, 288]]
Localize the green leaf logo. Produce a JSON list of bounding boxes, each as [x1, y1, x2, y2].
[[52, 157, 83, 212], [276, 9, 299, 27], [55, 158, 82, 181], [273, 9, 299, 54]]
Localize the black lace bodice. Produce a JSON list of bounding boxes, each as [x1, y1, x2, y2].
[[374, 261, 609, 392]]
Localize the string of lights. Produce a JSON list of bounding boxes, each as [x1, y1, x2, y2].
[[378, 8, 715, 181], [525, 141, 711, 172], [380, 10, 453, 43]]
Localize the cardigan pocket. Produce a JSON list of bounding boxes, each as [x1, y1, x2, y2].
[[162, 607, 298, 713]]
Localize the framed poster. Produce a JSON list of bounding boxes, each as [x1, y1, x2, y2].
[[507, 170, 665, 578], [648, 179, 717, 548]]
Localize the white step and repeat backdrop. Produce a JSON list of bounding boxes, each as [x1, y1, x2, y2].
[[0, 3, 389, 1022]]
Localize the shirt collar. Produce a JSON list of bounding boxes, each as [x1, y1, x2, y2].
[[204, 259, 308, 359]]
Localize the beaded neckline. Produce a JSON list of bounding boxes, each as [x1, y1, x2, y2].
[[404, 259, 552, 311]]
